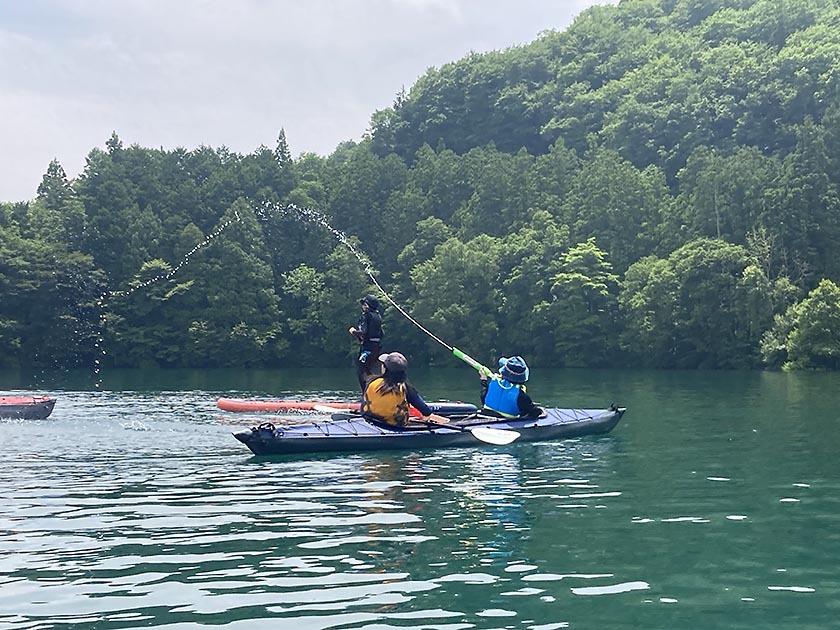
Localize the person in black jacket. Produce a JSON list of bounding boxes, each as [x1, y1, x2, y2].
[[349, 295, 383, 393]]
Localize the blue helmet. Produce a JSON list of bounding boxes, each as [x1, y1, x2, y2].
[[499, 356, 529, 384]]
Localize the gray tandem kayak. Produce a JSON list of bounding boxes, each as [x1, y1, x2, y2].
[[233, 406, 625, 456]]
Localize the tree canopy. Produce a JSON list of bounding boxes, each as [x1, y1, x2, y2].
[[3, 0, 840, 371]]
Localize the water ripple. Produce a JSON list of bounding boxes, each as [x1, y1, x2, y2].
[[2, 376, 840, 628]]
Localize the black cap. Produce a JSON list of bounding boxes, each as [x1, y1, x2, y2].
[[359, 295, 380, 310], [379, 352, 408, 371]]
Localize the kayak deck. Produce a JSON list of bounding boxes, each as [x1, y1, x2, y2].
[[234, 406, 625, 456]]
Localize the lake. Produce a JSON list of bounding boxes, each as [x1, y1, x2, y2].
[[1, 367, 839, 629]]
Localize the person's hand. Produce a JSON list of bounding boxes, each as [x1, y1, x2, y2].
[[425, 413, 449, 423], [348, 326, 357, 335], [479, 372, 488, 382]]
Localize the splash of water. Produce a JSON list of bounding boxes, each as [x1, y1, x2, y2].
[[90, 210, 243, 387], [110, 210, 242, 299], [257, 202, 454, 352]]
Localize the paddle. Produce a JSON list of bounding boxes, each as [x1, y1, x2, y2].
[[317, 406, 520, 445], [452, 347, 493, 377], [421, 418, 520, 445], [313, 404, 353, 415]]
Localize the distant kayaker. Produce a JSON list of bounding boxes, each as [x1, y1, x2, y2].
[[362, 352, 449, 427], [480, 356, 543, 419], [349, 294, 384, 393]]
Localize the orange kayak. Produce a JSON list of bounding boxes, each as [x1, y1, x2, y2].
[[216, 398, 478, 418], [217, 398, 360, 413]]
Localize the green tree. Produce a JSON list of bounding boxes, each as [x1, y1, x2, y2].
[[498, 211, 570, 361], [621, 238, 777, 368], [619, 255, 680, 366], [181, 200, 282, 366], [762, 278, 840, 370], [311, 238, 378, 363], [409, 235, 504, 365], [533, 238, 620, 366], [563, 148, 665, 272], [674, 146, 781, 246], [0, 226, 105, 368], [278, 264, 326, 363], [105, 259, 196, 367]]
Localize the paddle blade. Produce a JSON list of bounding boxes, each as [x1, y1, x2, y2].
[[313, 405, 361, 421], [330, 413, 358, 421], [469, 427, 520, 445]]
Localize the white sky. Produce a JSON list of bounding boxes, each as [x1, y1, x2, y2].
[[0, 0, 617, 202]]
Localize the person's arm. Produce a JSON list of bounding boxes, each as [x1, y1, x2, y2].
[[349, 313, 366, 340], [406, 384, 432, 416], [517, 389, 543, 419], [406, 385, 449, 422], [479, 373, 490, 404]]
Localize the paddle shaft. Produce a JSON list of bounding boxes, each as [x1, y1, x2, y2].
[[355, 274, 492, 377], [327, 411, 519, 444], [421, 418, 472, 432], [452, 347, 493, 377]]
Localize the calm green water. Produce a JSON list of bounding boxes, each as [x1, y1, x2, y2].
[[1, 367, 839, 629]]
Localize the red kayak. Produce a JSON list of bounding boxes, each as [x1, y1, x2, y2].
[[0, 396, 57, 420], [217, 399, 360, 413], [216, 398, 478, 418]]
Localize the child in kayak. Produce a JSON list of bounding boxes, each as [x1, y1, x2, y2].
[[362, 352, 449, 427], [480, 355, 543, 419]]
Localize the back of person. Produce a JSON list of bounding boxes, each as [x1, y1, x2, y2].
[[362, 352, 449, 428], [483, 377, 523, 418], [481, 356, 542, 419], [363, 375, 410, 426]]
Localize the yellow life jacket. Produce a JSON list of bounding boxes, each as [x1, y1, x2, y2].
[[363, 377, 410, 426]]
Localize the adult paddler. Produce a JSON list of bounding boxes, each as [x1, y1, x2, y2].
[[349, 294, 384, 394], [362, 352, 449, 427]]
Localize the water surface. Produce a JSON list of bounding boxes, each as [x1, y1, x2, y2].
[[1, 368, 838, 628]]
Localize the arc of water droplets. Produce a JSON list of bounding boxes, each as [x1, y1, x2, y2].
[[90, 210, 243, 385], [259, 201, 454, 352], [109, 210, 242, 298]]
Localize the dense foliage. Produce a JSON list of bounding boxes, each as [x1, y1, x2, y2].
[[2, 0, 840, 371]]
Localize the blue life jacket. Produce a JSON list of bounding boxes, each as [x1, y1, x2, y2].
[[483, 377, 523, 418]]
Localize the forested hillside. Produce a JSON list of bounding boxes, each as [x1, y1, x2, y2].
[[3, 0, 840, 371]]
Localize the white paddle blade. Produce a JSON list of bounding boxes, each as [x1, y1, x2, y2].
[[470, 427, 520, 445]]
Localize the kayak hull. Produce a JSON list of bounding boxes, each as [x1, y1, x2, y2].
[[0, 397, 57, 420], [233, 407, 625, 456], [216, 397, 478, 417]]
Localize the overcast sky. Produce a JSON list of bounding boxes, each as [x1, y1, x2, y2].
[[0, 0, 617, 202]]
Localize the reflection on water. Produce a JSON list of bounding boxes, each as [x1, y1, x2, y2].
[[1, 368, 840, 628]]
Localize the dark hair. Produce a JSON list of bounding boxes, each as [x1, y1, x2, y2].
[[376, 367, 407, 396]]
